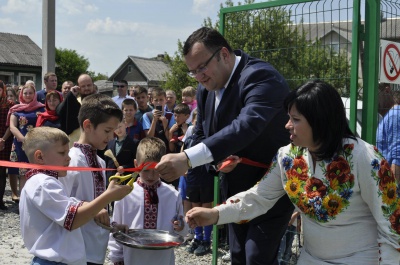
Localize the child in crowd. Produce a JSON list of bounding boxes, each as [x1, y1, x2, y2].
[[20, 127, 131, 265], [121, 98, 145, 140], [108, 137, 186, 265], [181, 86, 197, 112], [105, 120, 139, 181], [168, 103, 191, 153], [142, 87, 175, 151], [133, 85, 153, 122], [59, 94, 123, 265], [183, 109, 215, 256]]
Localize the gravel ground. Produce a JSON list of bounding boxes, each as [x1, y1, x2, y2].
[[0, 180, 230, 264]]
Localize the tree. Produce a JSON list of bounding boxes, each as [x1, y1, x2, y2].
[[87, 71, 108, 82], [55, 48, 90, 87], [162, 42, 198, 101], [163, 0, 351, 95]]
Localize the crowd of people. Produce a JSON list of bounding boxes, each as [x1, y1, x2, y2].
[[0, 26, 399, 265]]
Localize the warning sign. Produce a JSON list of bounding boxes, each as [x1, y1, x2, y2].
[[380, 40, 400, 84]]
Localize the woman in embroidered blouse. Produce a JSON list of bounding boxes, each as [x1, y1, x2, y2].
[[7, 84, 44, 198], [186, 80, 400, 265]]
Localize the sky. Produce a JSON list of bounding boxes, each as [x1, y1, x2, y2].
[[0, 0, 246, 77]]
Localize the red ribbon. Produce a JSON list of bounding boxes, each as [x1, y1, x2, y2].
[[218, 157, 269, 172], [0, 160, 157, 172]]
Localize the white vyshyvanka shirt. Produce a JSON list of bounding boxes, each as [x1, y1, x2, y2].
[[108, 179, 186, 265], [59, 145, 109, 264], [216, 138, 400, 265], [20, 171, 86, 265]]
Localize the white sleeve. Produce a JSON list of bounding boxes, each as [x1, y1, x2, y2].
[[358, 142, 400, 264], [216, 154, 286, 225], [30, 178, 82, 229]]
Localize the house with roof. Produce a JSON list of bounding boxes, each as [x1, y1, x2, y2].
[[108, 54, 171, 90], [0, 32, 43, 88]]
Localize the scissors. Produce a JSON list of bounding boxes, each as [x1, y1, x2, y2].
[[109, 162, 152, 188]]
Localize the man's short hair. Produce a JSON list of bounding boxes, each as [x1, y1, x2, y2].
[[166, 90, 176, 97], [121, 98, 137, 111], [174, 103, 191, 115], [183, 27, 233, 56], [78, 94, 123, 128], [151, 87, 166, 98], [134, 85, 148, 96], [118, 80, 128, 86], [23, 127, 69, 162], [44, 72, 56, 82], [136, 137, 166, 165]]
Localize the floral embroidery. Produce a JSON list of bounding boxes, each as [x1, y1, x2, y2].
[[371, 148, 400, 235], [283, 144, 355, 222], [19, 116, 27, 129]]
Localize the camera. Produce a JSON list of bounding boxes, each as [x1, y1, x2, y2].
[[155, 105, 162, 111]]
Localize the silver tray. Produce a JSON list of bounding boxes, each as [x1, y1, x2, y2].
[[113, 229, 184, 250]]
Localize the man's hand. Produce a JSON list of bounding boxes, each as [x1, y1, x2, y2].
[[155, 152, 188, 182], [70, 85, 80, 97]]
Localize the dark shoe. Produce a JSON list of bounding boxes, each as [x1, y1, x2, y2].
[[0, 202, 8, 210], [186, 238, 200, 253], [194, 241, 211, 256]]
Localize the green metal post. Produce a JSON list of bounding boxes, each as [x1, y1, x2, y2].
[[361, 0, 380, 144], [212, 175, 220, 265], [349, 0, 362, 134]]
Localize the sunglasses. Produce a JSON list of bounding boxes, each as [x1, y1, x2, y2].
[[115, 85, 126, 88]]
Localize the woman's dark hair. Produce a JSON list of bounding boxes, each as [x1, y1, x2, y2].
[[183, 27, 233, 56], [284, 80, 356, 160]]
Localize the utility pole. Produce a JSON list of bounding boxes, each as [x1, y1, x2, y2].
[[42, 0, 56, 83]]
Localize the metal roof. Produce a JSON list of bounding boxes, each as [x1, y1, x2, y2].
[[0, 32, 42, 67], [128, 56, 170, 82]]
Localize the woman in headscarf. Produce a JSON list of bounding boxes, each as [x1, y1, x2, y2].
[[0, 80, 15, 210], [36, 90, 63, 128], [7, 84, 44, 200]]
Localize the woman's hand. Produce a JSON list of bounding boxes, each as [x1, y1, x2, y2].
[[185, 207, 219, 228]]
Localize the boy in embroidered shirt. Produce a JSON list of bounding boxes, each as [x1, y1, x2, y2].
[[20, 127, 132, 265], [59, 94, 124, 265], [108, 137, 186, 265]]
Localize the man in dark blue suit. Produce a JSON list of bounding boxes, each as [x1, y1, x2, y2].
[[156, 27, 294, 265]]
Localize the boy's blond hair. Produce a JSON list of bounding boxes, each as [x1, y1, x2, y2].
[[23, 127, 70, 162], [182, 86, 196, 97], [136, 137, 166, 165]]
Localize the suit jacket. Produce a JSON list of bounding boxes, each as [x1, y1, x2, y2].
[[105, 137, 139, 179], [194, 50, 294, 223]]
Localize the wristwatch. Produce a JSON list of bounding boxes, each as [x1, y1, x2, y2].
[[184, 151, 192, 169]]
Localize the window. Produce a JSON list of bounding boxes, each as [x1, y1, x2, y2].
[[19, 73, 35, 85], [128, 65, 132, 73]]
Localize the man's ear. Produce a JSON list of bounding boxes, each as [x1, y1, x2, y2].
[[34, 150, 45, 164], [134, 159, 138, 167], [82, 119, 92, 132]]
